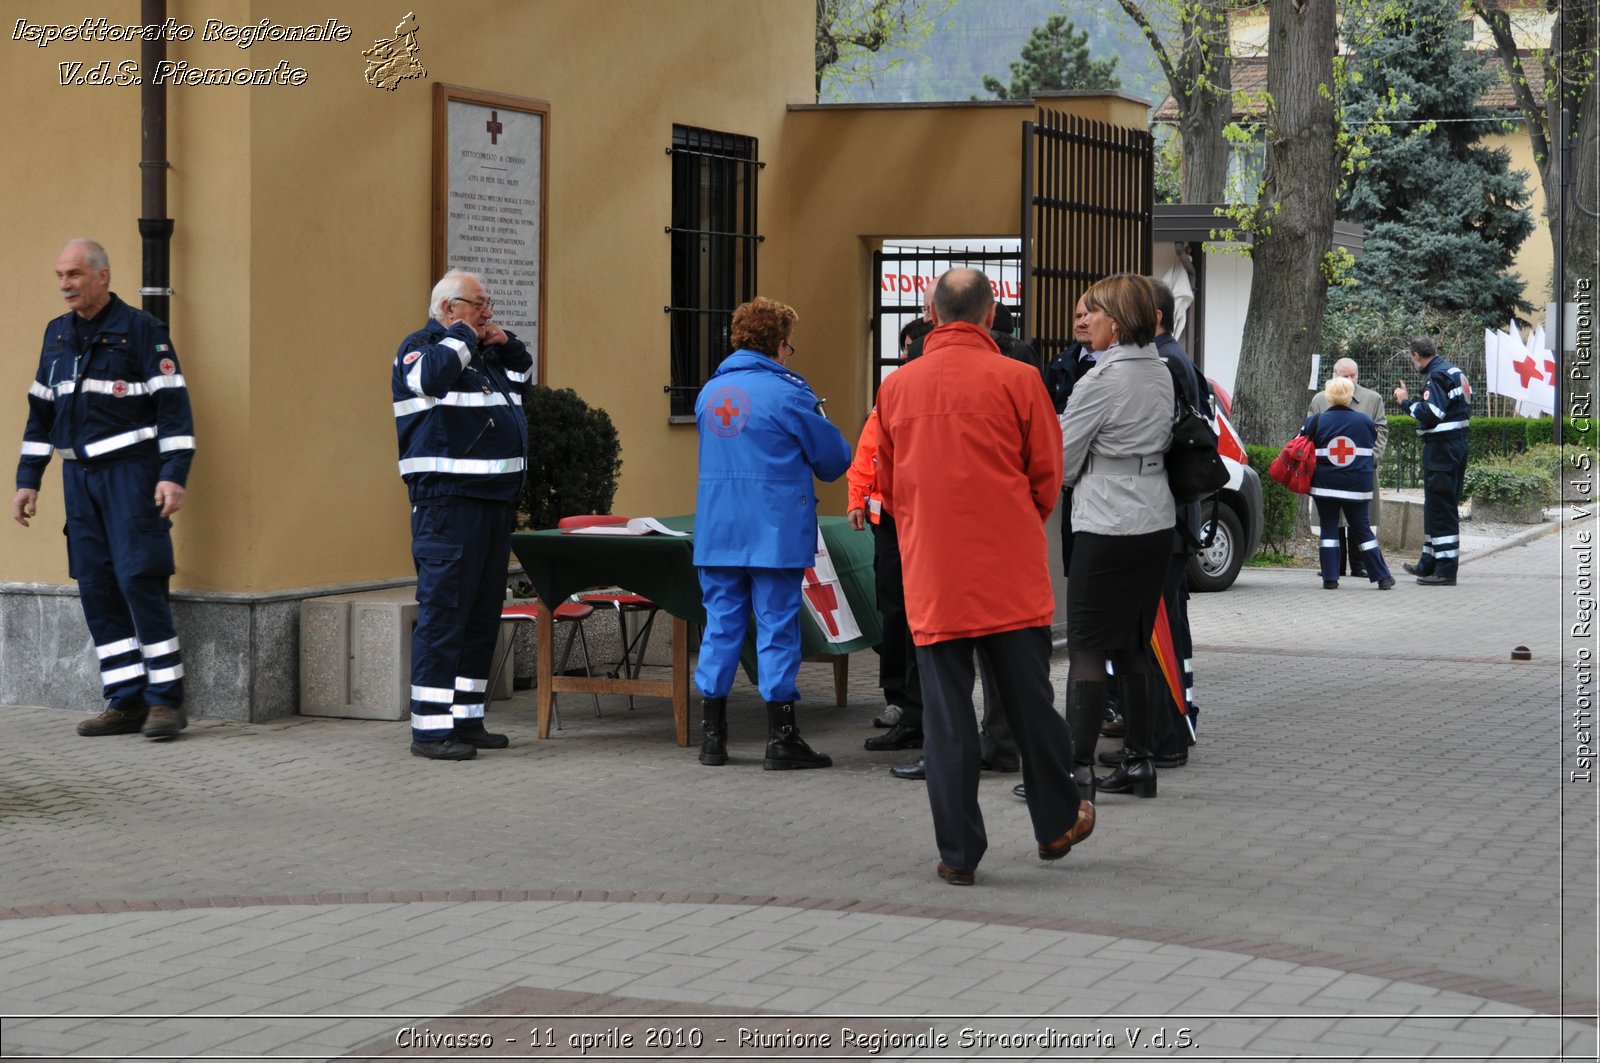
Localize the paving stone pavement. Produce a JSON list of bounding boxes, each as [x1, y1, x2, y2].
[[1, 519, 1594, 1061]]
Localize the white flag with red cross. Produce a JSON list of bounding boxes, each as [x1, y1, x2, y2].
[[800, 530, 862, 644]]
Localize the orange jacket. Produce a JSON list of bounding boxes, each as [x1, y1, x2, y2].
[[845, 409, 883, 523], [875, 321, 1062, 645]]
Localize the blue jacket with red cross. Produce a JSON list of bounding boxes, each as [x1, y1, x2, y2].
[[694, 350, 851, 569], [17, 293, 195, 491], [391, 318, 532, 506], [1300, 406, 1381, 501]]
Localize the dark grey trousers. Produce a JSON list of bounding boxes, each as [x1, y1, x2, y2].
[[916, 627, 1080, 871]]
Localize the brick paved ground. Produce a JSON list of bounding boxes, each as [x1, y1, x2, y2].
[[1, 521, 1593, 1061]]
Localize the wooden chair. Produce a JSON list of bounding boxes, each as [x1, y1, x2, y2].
[[489, 600, 599, 728]]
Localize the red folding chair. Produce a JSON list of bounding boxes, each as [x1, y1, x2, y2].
[[556, 514, 663, 708], [489, 600, 599, 729]]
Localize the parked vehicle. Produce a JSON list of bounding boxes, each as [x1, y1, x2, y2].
[[1188, 380, 1263, 592]]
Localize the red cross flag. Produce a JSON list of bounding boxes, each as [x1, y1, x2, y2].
[[801, 530, 861, 643]]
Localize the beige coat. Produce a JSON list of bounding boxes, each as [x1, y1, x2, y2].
[[1061, 342, 1175, 536]]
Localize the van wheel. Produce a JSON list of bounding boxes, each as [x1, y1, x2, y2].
[[1188, 504, 1245, 592]]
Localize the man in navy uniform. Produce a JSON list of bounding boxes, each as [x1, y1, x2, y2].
[[393, 270, 532, 760], [1394, 337, 1471, 586], [12, 239, 196, 740]]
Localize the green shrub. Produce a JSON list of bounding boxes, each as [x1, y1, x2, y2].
[[518, 386, 622, 530], [1462, 448, 1557, 509], [1379, 416, 1593, 490], [1244, 443, 1299, 552]]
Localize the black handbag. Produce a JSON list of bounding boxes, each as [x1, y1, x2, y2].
[[1166, 396, 1229, 505]]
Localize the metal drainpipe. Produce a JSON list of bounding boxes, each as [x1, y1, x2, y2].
[[138, 0, 173, 325]]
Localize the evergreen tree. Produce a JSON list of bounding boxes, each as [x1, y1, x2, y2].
[[981, 13, 1121, 99], [1334, 0, 1533, 323]]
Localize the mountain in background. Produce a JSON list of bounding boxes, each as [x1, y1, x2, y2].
[[823, 0, 1170, 105]]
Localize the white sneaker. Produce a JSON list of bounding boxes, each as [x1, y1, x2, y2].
[[873, 704, 903, 728]]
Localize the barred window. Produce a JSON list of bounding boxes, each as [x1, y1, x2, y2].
[[666, 125, 760, 420]]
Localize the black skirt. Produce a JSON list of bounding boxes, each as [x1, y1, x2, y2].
[[1066, 529, 1171, 651]]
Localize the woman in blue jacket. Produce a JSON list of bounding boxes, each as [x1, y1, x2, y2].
[[694, 298, 852, 769], [1302, 375, 1395, 591]]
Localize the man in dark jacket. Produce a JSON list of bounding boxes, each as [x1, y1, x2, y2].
[[392, 270, 532, 760]]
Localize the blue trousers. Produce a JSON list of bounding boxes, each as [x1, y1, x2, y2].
[[1315, 496, 1392, 583], [62, 458, 182, 710], [1418, 434, 1469, 577], [695, 566, 802, 703], [409, 499, 514, 742]]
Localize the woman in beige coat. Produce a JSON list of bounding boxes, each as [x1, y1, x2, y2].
[[1060, 274, 1174, 798]]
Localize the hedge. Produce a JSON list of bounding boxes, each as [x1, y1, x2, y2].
[[1243, 443, 1299, 552], [1378, 416, 1597, 489]]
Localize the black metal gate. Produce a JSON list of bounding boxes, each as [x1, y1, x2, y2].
[[1020, 108, 1154, 364], [870, 244, 1022, 403]]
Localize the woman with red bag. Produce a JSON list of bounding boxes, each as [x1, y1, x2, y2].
[[1302, 376, 1396, 591]]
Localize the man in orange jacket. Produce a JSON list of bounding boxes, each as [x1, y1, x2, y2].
[[875, 268, 1094, 885]]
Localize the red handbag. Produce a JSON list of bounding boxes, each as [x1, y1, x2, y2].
[[1268, 416, 1320, 494]]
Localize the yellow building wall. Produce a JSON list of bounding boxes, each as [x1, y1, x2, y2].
[[0, 0, 814, 593]]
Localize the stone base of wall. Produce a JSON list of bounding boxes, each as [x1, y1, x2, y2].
[[0, 579, 412, 723]]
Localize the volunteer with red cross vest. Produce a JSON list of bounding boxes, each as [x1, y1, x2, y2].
[[1393, 336, 1471, 586], [693, 297, 851, 770], [1300, 375, 1395, 591], [392, 270, 532, 761], [13, 239, 196, 741]]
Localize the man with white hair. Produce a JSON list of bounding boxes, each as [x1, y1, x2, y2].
[[392, 270, 532, 760], [1308, 357, 1387, 576], [13, 239, 196, 741]]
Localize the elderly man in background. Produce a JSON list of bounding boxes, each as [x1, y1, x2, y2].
[[1309, 357, 1388, 577], [392, 270, 532, 760]]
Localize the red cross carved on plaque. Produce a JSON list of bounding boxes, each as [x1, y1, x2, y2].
[[1327, 437, 1357, 465], [803, 570, 841, 636], [1513, 354, 1542, 388], [713, 398, 741, 426], [486, 111, 503, 144]]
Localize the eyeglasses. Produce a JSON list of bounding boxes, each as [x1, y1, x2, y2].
[[451, 296, 494, 312], [782, 340, 798, 356]]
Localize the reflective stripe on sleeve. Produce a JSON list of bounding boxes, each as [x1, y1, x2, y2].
[[28, 382, 52, 401], [56, 447, 78, 460], [159, 435, 196, 453], [83, 427, 158, 458], [393, 392, 513, 417], [1425, 402, 1446, 419], [145, 374, 187, 392], [411, 684, 455, 705], [505, 369, 529, 383], [398, 456, 526, 476], [441, 337, 470, 364], [20, 441, 52, 457], [1421, 420, 1469, 434], [96, 637, 140, 660]]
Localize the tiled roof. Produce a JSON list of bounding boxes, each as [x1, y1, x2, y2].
[[1154, 52, 1547, 121]]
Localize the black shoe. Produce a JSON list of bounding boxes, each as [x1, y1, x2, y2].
[[1349, 566, 1368, 579], [1155, 750, 1188, 769], [1402, 562, 1425, 576], [890, 756, 925, 780], [1012, 782, 1027, 800], [1416, 572, 1456, 586], [1323, 580, 1339, 590], [77, 706, 147, 736], [1377, 576, 1396, 590], [453, 729, 508, 749], [981, 751, 1020, 773], [1095, 757, 1157, 797], [411, 738, 477, 760], [864, 721, 924, 751], [763, 700, 831, 770], [142, 705, 188, 740]]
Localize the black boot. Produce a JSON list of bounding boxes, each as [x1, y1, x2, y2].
[[763, 700, 832, 770], [1094, 675, 1158, 798], [1067, 680, 1106, 801], [699, 696, 728, 766]]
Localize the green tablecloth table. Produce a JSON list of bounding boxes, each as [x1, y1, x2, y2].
[[509, 515, 880, 744]]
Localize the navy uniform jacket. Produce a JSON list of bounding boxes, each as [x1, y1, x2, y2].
[[694, 350, 851, 569], [392, 319, 532, 505], [17, 293, 195, 490], [1301, 406, 1381, 501], [1400, 355, 1471, 444]]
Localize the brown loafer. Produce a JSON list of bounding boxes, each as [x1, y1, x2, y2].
[[1038, 800, 1096, 860], [936, 861, 975, 886], [77, 706, 147, 736]]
